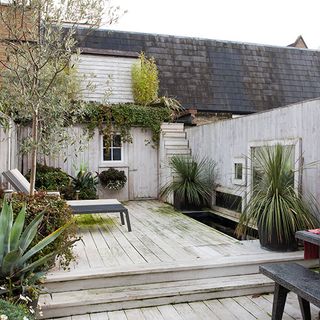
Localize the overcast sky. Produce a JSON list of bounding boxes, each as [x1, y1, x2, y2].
[[109, 0, 320, 49]]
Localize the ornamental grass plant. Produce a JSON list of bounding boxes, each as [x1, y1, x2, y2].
[[160, 155, 216, 209], [236, 144, 319, 251]]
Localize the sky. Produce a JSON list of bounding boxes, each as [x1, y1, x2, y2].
[[108, 0, 320, 49]]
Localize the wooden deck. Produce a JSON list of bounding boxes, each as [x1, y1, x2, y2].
[[42, 200, 319, 319], [53, 200, 295, 273], [49, 293, 320, 320]]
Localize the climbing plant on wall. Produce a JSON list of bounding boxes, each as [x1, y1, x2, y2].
[[81, 102, 172, 146]]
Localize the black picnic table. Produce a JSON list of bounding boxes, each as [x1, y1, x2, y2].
[[259, 230, 320, 320]]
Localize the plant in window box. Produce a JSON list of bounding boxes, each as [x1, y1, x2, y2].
[[99, 169, 127, 191]]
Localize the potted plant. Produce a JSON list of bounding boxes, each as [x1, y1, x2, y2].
[[99, 168, 127, 191], [160, 155, 216, 210], [236, 144, 318, 251], [69, 165, 98, 200]]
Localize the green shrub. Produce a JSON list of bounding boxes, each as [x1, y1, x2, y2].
[[66, 166, 98, 200], [99, 168, 127, 191], [9, 193, 77, 270], [25, 163, 70, 191], [60, 184, 76, 200], [0, 299, 34, 320], [131, 52, 159, 105]]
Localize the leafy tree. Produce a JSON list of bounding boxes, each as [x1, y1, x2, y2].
[[0, 0, 122, 195]]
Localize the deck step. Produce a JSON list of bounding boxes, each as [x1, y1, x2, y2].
[[38, 274, 274, 319], [44, 251, 314, 293]]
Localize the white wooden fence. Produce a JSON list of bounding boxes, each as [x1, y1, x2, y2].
[[19, 125, 158, 201], [3, 98, 320, 203], [186, 98, 320, 208], [0, 121, 18, 186]]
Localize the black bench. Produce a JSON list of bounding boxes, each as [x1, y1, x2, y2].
[[67, 199, 132, 232], [260, 263, 320, 320]]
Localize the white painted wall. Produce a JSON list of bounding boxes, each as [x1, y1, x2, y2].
[[77, 54, 137, 103], [19, 125, 158, 200], [186, 99, 320, 208]]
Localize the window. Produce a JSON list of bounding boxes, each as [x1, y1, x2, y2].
[[251, 145, 295, 190], [232, 158, 246, 186], [102, 134, 122, 162], [246, 139, 302, 206], [234, 163, 243, 180]]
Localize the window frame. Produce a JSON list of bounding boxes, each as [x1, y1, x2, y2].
[[101, 133, 124, 164]]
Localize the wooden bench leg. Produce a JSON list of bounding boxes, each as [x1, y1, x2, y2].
[[120, 212, 125, 225], [298, 296, 311, 320], [124, 209, 132, 232], [272, 283, 289, 320]]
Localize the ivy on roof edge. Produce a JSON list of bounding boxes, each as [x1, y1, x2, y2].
[[1, 101, 173, 147], [80, 102, 173, 146]]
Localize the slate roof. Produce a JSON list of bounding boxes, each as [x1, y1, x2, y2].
[[75, 28, 320, 114]]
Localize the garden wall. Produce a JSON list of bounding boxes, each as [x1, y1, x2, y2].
[[186, 98, 320, 210], [19, 125, 159, 201]]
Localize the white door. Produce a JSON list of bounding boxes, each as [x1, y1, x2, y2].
[[128, 128, 159, 200]]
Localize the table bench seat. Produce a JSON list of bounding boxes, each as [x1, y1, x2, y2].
[[260, 263, 320, 320], [67, 199, 132, 232]]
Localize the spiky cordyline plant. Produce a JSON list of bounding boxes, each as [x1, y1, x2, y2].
[[160, 155, 216, 207], [236, 144, 318, 243]]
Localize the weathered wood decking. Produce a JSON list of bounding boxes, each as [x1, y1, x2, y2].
[[49, 293, 320, 320], [53, 200, 294, 273], [42, 200, 318, 319]]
